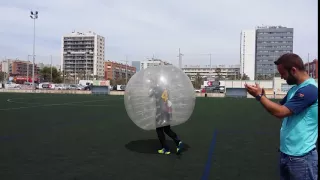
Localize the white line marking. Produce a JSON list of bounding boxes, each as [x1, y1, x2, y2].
[[64, 104, 119, 107], [1, 99, 109, 111], [7, 99, 41, 105], [2, 96, 124, 111], [6, 96, 58, 102], [3, 98, 123, 111]]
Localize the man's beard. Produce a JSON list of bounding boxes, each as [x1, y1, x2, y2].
[[286, 72, 298, 85]]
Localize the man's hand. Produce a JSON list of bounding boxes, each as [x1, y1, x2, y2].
[[244, 83, 293, 119], [244, 83, 264, 97]]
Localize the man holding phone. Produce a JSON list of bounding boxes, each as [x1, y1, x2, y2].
[[245, 53, 318, 180]]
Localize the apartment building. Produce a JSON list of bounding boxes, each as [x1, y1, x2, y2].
[[255, 25, 293, 79], [182, 64, 240, 81], [0, 59, 38, 77], [0, 59, 39, 82], [131, 61, 141, 72], [61, 31, 105, 80], [305, 59, 318, 79], [140, 59, 172, 70], [104, 61, 136, 80]]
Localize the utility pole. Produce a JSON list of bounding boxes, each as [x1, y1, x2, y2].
[[5, 57, 9, 82], [74, 57, 76, 84], [8, 58, 10, 82], [178, 48, 183, 69], [50, 55, 53, 82], [273, 51, 276, 78], [209, 53, 212, 74], [85, 52, 87, 80], [125, 55, 128, 84], [202, 53, 212, 78], [273, 52, 276, 98], [121, 57, 128, 84], [30, 10, 38, 90], [307, 53, 310, 77], [63, 55, 65, 84]]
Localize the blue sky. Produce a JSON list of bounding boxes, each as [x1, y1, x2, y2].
[[0, 0, 318, 66]]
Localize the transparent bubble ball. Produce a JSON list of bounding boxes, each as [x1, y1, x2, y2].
[[124, 65, 196, 130]]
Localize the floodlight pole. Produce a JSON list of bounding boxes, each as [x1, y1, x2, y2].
[[30, 10, 38, 90], [27, 55, 29, 81], [50, 55, 53, 82], [27, 55, 32, 82]]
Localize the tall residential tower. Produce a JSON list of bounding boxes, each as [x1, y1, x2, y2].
[[61, 31, 105, 80], [255, 26, 293, 79]]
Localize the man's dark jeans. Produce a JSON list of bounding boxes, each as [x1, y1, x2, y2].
[[280, 148, 318, 180]]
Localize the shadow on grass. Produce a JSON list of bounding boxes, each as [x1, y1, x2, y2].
[[125, 139, 190, 154]]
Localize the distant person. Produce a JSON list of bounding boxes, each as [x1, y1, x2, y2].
[[245, 53, 318, 180], [148, 79, 183, 155]]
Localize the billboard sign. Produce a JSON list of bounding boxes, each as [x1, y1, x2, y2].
[[93, 80, 110, 86]]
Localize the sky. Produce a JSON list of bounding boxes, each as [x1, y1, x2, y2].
[[0, 0, 318, 66]]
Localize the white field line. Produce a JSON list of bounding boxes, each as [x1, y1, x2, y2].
[[1, 97, 123, 111], [64, 104, 119, 107]]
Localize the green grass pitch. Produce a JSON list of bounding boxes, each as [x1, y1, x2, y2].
[[0, 93, 282, 179]]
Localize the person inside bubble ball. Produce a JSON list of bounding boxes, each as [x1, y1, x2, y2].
[[148, 77, 183, 155]]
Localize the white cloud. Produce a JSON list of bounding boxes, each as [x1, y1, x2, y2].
[[0, 0, 318, 66]]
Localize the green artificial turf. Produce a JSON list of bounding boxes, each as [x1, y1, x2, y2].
[[0, 93, 282, 180]]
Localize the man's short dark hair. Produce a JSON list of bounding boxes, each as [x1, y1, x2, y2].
[[274, 53, 306, 71]]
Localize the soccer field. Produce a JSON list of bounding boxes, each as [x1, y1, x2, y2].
[[0, 93, 282, 180]]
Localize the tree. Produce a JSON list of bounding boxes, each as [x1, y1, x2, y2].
[[215, 68, 223, 80], [62, 71, 72, 84], [256, 74, 265, 80], [241, 73, 250, 80], [194, 73, 203, 89], [226, 74, 236, 80], [78, 70, 86, 80], [115, 78, 127, 85], [40, 66, 62, 83], [108, 78, 116, 86], [187, 74, 193, 81], [0, 72, 5, 82]]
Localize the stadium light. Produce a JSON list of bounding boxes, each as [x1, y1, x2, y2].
[[30, 10, 38, 90]]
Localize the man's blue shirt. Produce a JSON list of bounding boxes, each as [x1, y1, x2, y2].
[[279, 79, 318, 156], [280, 84, 318, 113]]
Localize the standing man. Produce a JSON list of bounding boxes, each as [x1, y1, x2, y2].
[[245, 53, 318, 180]]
